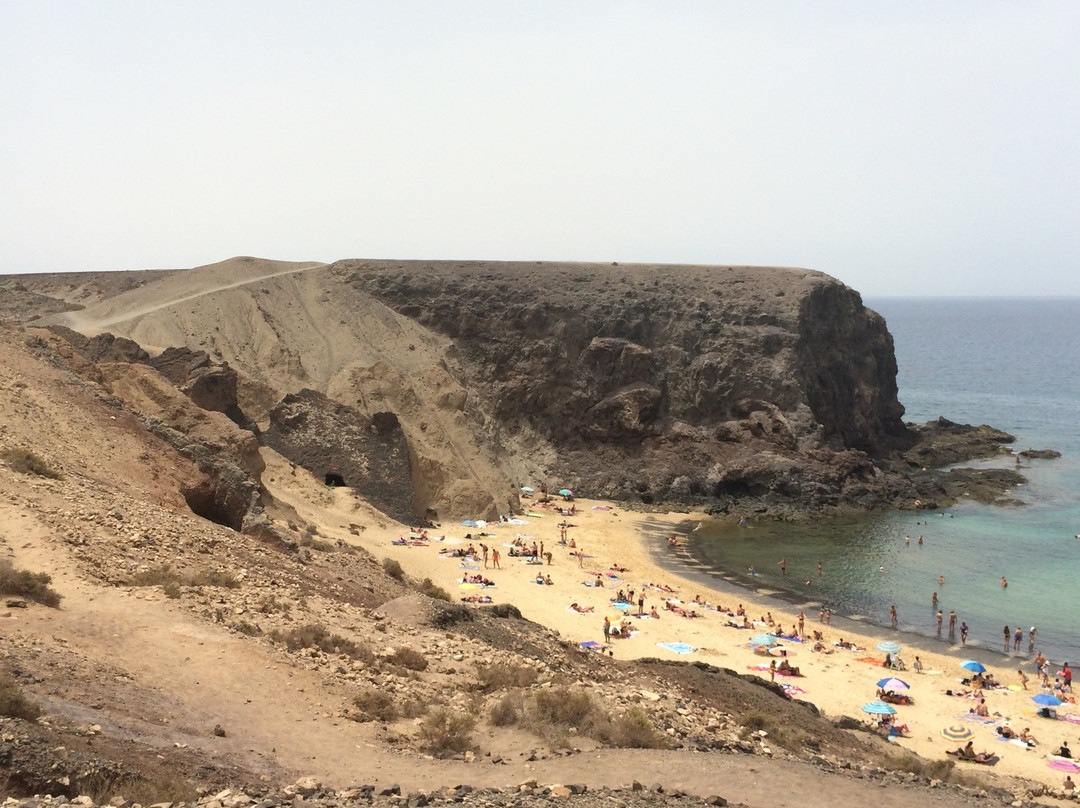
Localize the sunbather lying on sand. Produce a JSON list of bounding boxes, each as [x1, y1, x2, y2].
[[569, 602, 594, 613]]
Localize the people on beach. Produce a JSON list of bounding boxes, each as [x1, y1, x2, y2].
[[1030, 625, 1038, 649], [960, 621, 968, 645], [949, 610, 957, 635], [936, 610, 943, 636], [1003, 625, 1011, 652], [1013, 625, 1023, 651], [890, 604, 897, 628], [778, 558, 786, 576]]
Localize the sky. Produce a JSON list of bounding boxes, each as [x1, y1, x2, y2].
[[2, 2, 1078, 296]]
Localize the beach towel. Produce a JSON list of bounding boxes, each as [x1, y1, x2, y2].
[[781, 684, 807, 696], [580, 641, 611, 653], [657, 642, 697, 654], [1048, 758, 1080, 772], [777, 634, 805, 643], [592, 505, 611, 510], [956, 713, 1001, 725], [995, 736, 1036, 748], [516, 533, 534, 540], [458, 563, 479, 570], [506, 518, 528, 525], [856, 657, 885, 666]]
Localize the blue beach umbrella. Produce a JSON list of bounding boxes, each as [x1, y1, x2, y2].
[[960, 660, 987, 673], [876, 641, 902, 655], [862, 701, 897, 715], [1032, 693, 1063, 707], [520, 486, 534, 492], [751, 634, 780, 647], [876, 677, 910, 691]]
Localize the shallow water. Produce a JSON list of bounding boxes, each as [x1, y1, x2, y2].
[[685, 298, 1080, 665]]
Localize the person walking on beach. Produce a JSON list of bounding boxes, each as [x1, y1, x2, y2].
[[960, 621, 969, 645], [492, 549, 500, 569], [1064, 663, 1073, 692], [1018, 669, 1029, 690], [1003, 625, 1011, 652], [890, 605, 898, 628]]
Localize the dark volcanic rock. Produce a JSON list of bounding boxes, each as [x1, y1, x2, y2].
[[147, 346, 256, 430], [332, 261, 967, 515], [263, 389, 415, 522], [46, 325, 150, 364]]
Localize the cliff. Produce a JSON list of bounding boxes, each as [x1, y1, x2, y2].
[[0, 257, 1020, 520]]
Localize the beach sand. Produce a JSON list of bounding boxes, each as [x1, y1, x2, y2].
[[357, 490, 1079, 793]]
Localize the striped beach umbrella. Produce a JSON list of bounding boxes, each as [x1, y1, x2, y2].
[[876, 641, 902, 654], [861, 701, 897, 715], [941, 725, 974, 741], [876, 677, 910, 691]]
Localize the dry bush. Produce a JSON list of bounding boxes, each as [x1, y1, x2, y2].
[[256, 595, 291, 614], [593, 707, 669, 749], [270, 624, 374, 662], [1, 448, 62, 479], [532, 687, 595, 731], [0, 560, 62, 607], [232, 620, 262, 637], [400, 695, 430, 718], [0, 669, 41, 721], [417, 708, 476, 756], [891, 753, 956, 781], [739, 710, 805, 751], [474, 663, 538, 692], [488, 691, 525, 726], [415, 577, 451, 601], [129, 565, 238, 591], [389, 647, 429, 671], [352, 690, 398, 722], [382, 558, 405, 580], [83, 771, 197, 805]]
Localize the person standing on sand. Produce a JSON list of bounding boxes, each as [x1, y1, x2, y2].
[[769, 659, 777, 682], [826, 608, 832, 625], [603, 615, 611, 644], [798, 611, 805, 636], [1018, 669, 1029, 690], [492, 549, 500, 569]]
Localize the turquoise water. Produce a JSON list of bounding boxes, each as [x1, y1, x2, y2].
[[687, 298, 1080, 664]]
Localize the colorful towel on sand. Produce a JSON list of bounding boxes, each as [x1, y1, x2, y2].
[[856, 657, 885, 666], [781, 684, 807, 696], [458, 563, 479, 569], [592, 505, 612, 510], [506, 518, 529, 524], [657, 642, 697, 654], [956, 713, 1001, 725], [1048, 758, 1080, 772]]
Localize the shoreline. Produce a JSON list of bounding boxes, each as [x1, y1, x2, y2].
[[358, 490, 1080, 794]]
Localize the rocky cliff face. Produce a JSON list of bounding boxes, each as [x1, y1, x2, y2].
[[333, 261, 915, 511], [2, 258, 1021, 519]]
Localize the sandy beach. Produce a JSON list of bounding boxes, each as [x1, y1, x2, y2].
[[353, 490, 1080, 793]]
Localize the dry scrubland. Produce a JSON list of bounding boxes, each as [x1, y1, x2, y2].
[[0, 259, 1068, 808]]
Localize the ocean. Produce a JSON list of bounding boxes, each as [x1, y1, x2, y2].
[[686, 297, 1080, 665]]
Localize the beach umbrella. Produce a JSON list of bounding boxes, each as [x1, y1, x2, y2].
[[875, 641, 902, 654], [1032, 693, 1063, 707], [861, 701, 897, 715], [558, 489, 573, 497], [941, 725, 974, 741], [520, 486, 534, 492], [750, 634, 780, 647], [960, 660, 987, 673], [876, 677, 910, 691]]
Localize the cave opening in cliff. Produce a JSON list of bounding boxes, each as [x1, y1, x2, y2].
[[325, 472, 345, 487]]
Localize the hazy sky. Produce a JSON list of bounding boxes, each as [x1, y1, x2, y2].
[[3, 2, 1078, 296]]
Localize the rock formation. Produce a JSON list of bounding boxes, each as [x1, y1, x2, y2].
[[1, 257, 1032, 520]]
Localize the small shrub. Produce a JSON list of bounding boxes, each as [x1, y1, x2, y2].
[[475, 663, 537, 692], [0, 669, 41, 721], [257, 595, 291, 614], [400, 695, 430, 718], [1, 448, 62, 480], [0, 560, 62, 607], [390, 647, 429, 671], [190, 568, 240, 589], [382, 557, 405, 580], [891, 753, 955, 780], [532, 686, 594, 730], [415, 578, 451, 601], [739, 710, 803, 751], [270, 624, 374, 662], [232, 620, 262, 637], [129, 565, 182, 588], [598, 707, 669, 749], [352, 689, 398, 722], [489, 691, 524, 726], [418, 708, 475, 756], [162, 581, 182, 599]]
